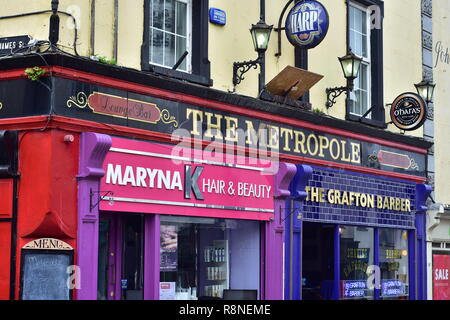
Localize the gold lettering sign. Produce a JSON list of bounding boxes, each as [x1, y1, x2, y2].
[[305, 187, 411, 212], [22, 238, 73, 250], [185, 108, 362, 165]]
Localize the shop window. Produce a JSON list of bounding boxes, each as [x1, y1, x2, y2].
[[142, 0, 212, 86], [379, 229, 409, 300], [340, 226, 374, 300], [348, 2, 371, 117], [121, 215, 144, 300], [160, 216, 260, 300], [97, 214, 144, 300], [346, 0, 385, 128]]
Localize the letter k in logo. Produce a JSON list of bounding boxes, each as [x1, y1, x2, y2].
[[184, 165, 204, 200]]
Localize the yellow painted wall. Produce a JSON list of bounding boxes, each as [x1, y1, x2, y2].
[[0, 0, 425, 140], [117, 0, 143, 69], [433, 0, 450, 204], [0, 0, 91, 56], [93, 0, 115, 59], [383, 0, 423, 138], [208, 0, 298, 94], [308, 0, 347, 119]]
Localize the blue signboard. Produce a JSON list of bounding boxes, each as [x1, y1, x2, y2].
[[341, 280, 368, 299], [285, 0, 329, 49], [381, 280, 407, 297], [209, 8, 226, 26]]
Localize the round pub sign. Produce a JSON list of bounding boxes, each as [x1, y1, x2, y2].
[[285, 0, 329, 50], [390, 92, 427, 131]]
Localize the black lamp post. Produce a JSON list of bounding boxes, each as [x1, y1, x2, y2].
[[415, 80, 436, 104], [232, 19, 273, 93], [49, 0, 60, 46], [325, 49, 363, 108]]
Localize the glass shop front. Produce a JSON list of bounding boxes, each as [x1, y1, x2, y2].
[[95, 137, 275, 300], [291, 166, 416, 300]]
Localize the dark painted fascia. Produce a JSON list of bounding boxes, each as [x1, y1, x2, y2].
[[0, 52, 433, 150]]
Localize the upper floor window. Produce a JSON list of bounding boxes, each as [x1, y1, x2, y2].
[[149, 0, 192, 72], [346, 0, 385, 128], [349, 2, 371, 117], [143, 0, 212, 86]]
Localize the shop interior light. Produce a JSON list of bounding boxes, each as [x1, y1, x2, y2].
[[325, 49, 363, 109]]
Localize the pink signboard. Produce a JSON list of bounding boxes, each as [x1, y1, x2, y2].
[[433, 254, 450, 300], [99, 137, 275, 220]]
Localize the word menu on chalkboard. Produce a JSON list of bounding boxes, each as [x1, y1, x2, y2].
[[21, 252, 72, 300]]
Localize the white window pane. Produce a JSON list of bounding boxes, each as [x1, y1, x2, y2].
[[176, 1, 187, 36], [152, 29, 164, 65], [152, 0, 164, 29], [361, 90, 369, 112], [361, 10, 368, 36], [164, 33, 175, 67], [354, 33, 363, 56], [176, 36, 187, 71], [350, 7, 355, 30], [362, 34, 368, 58], [165, 0, 175, 33], [360, 64, 368, 89], [355, 9, 363, 33]]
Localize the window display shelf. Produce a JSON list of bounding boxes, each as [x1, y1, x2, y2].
[[203, 240, 229, 298]]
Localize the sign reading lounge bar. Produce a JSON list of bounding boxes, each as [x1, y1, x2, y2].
[[0, 77, 426, 177]]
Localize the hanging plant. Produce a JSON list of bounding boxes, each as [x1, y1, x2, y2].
[[24, 66, 46, 81]]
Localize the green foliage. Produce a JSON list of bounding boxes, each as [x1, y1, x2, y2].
[[24, 66, 46, 81], [94, 55, 117, 65], [312, 108, 325, 115]]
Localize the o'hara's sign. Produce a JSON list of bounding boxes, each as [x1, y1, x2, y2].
[[285, 0, 329, 49], [305, 186, 412, 212], [390, 92, 427, 131]]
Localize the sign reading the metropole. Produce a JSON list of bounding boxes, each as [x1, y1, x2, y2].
[[100, 137, 275, 221], [285, 0, 329, 50]]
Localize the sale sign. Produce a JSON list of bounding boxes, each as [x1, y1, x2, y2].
[[433, 254, 450, 300], [99, 137, 275, 221]]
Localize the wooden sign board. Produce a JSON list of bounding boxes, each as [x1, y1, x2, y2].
[[22, 238, 73, 250], [266, 66, 323, 100]]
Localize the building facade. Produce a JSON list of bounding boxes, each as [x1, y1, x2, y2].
[[0, 0, 439, 300], [426, 0, 450, 300]]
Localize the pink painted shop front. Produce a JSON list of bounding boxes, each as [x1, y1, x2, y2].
[[99, 137, 275, 220]]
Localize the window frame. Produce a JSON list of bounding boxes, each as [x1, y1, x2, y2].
[[148, 0, 193, 73], [142, 0, 212, 86], [348, 1, 372, 118], [345, 0, 386, 128]]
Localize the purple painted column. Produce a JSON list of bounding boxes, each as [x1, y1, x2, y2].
[[144, 214, 160, 300], [263, 162, 296, 300], [415, 184, 432, 300], [76, 132, 112, 300]]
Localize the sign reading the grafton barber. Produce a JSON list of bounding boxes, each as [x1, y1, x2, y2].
[[285, 0, 329, 49], [390, 92, 427, 131]]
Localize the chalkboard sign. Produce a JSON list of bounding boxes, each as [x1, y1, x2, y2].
[[21, 250, 73, 300]]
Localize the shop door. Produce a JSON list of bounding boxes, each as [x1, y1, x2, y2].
[[302, 222, 336, 300], [98, 214, 144, 300]]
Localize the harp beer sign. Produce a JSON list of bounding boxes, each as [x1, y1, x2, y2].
[[285, 0, 329, 49]]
